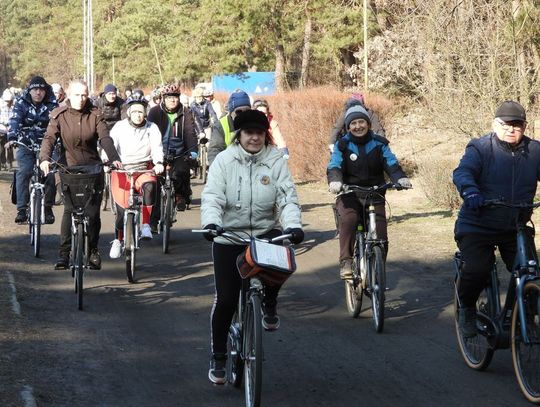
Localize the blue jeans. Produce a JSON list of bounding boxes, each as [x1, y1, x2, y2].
[[15, 147, 55, 210]]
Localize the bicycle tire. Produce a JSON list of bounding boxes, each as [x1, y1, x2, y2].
[[125, 213, 136, 283], [201, 146, 208, 184], [511, 279, 540, 403], [32, 190, 42, 257], [454, 287, 494, 371], [345, 234, 364, 317], [75, 223, 84, 310], [102, 178, 109, 211], [244, 293, 262, 407], [370, 245, 385, 333], [227, 311, 244, 388], [162, 188, 172, 254]]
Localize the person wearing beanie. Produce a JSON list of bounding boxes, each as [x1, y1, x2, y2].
[[201, 108, 303, 384], [94, 83, 124, 130], [453, 100, 540, 338], [253, 98, 288, 158], [207, 89, 252, 165], [106, 96, 164, 254], [6, 75, 58, 224], [327, 101, 411, 280], [328, 93, 386, 151]]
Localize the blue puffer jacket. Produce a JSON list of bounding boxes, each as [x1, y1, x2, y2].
[[453, 133, 540, 237], [7, 85, 57, 144]]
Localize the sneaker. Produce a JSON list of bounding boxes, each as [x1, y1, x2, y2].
[[44, 206, 55, 224], [458, 307, 478, 338], [340, 259, 353, 280], [54, 254, 69, 270], [109, 239, 123, 259], [15, 209, 28, 224], [208, 355, 227, 385], [175, 195, 186, 211], [262, 305, 280, 331], [140, 223, 153, 240], [89, 249, 102, 270], [150, 223, 158, 234]]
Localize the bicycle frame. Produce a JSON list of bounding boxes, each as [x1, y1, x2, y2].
[[70, 209, 89, 270]]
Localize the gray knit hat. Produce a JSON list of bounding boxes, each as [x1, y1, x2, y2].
[[345, 105, 370, 129]]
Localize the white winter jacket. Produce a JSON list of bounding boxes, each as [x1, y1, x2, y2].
[[106, 119, 163, 166], [201, 143, 302, 244]]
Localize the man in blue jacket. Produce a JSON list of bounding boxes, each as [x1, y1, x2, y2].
[[453, 100, 540, 337], [7, 76, 58, 224]]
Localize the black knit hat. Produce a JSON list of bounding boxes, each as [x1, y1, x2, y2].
[[233, 109, 270, 132], [27, 76, 48, 91], [495, 100, 526, 122]]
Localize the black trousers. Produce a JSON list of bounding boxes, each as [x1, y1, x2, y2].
[[211, 240, 281, 356], [171, 156, 192, 203], [456, 232, 517, 308]]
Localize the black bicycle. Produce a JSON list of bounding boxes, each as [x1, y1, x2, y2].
[[454, 200, 540, 403], [337, 183, 407, 333], [60, 168, 102, 310], [193, 228, 296, 407], [158, 157, 176, 254]]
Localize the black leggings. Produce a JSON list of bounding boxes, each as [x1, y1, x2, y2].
[[211, 241, 281, 356]]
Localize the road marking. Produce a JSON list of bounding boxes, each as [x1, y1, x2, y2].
[[20, 385, 37, 407], [6, 271, 21, 316]]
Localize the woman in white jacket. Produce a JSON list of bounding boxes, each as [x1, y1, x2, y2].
[[108, 96, 164, 258], [201, 109, 303, 384]]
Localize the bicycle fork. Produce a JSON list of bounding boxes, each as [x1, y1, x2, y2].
[[29, 184, 45, 224]]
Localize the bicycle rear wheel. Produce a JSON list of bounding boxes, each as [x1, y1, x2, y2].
[[244, 294, 262, 407], [512, 280, 540, 403], [201, 146, 208, 184], [454, 285, 494, 370], [369, 245, 385, 333], [32, 190, 42, 257], [227, 311, 244, 388], [125, 213, 136, 283], [162, 188, 172, 254], [75, 223, 84, 310]]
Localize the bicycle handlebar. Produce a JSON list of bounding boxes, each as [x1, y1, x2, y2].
[[191, 229, 293, 244], [11, 140, 41, 152], [483, 199, 540, 209], [111, 168, 156, 176], [337, 182, 410, 197]]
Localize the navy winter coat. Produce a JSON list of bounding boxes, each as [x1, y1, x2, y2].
[[453, 133, 540, 237]]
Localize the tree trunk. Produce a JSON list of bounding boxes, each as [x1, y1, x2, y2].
[[299, 15, 312, 89], [275, 43, 286, 91]]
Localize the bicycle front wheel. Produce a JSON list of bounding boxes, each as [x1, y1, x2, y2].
[[244, 294, 262, 407], [32, 190, 42, 257], [75, 223, 84, 310], [162, 189, 172, 254], [369, 245, 385, 333], [454, 285, 494, 371], [201, 146, 208, 184], [512, 280, 540, 403], [102, 174, 109, 211], [125, 213, 136, 283], [227, 311, 244, 388]]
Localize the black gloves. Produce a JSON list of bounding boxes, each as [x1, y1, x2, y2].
[[202, 224, 223, 241], [284, 228, 304, 244], [464, 193, 485, 210]]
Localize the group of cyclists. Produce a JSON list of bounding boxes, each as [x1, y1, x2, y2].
[[4, 74, 539, 396]]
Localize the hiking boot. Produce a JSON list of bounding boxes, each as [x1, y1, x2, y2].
[[44, 206, 55, 224], [175, 195, 186, 211], [15, 209, 28, 224], [54, 254, 69, 270], [109, 239, 123, 259], [340, 259, 353, 280], [262, 304, 280, 331], [458, 307, 478, 338], [140, 223, 153, 240], [208, 355, 227, 385], [89, 249, 102, 270]]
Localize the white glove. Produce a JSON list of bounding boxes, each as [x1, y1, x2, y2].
[[40, 160, 50, 174], [397, 177, 412, 189], [198, 132, 206, 140], [153, 163, 164, 175], [103, 165, 111, 173], [328, 181, 342, 194], [328, 144, 335, 153]]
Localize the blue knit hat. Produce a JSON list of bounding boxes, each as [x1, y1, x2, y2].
[[345, 105, 371, 129], [104, 83, 117, 94], [227, 90, 251, 112]]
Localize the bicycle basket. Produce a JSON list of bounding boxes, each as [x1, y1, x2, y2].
[[60, 171, 102, 209], [236, 239, 296, 286]]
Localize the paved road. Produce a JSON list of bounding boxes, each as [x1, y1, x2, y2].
[[0, 172, 531, 406]]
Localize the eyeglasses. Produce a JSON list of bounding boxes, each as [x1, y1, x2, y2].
[[496, 118, 526, 131]]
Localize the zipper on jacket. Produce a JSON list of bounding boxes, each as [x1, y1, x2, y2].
[[249, 161, 253, 235], [511, 151, 515, 203]]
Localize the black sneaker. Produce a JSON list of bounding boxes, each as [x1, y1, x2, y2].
[[458, 307, 478, 338], [54, 255, 69, 270], [89, 249, 102, 270], [208, 355, 227, 385], [15, 209, 28, 224], [262, 305, 280, 331], [175, 195, 186, 211], [44, 206, 55, 224], [150, 223, 158, 234]]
